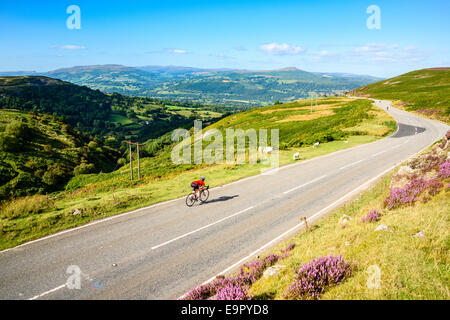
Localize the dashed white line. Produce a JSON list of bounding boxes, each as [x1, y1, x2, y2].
[[151, 206, 254, 250], [339, 159, 364, 170], [283, 175, 327, 194], [372, 150, 387, 157]]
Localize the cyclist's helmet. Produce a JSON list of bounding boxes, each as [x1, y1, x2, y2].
[[201, 176, 205, 181]]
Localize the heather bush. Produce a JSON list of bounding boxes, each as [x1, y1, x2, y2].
[[181, 243, 296, 300], [284, 255, 356, 300], [211, 283, 253, 300], [384, 176, 444, 209], [361, 209, 381, 223], [180, 283, 215, 300], [421, 151, 445, 174], [281, 242, 296, 258], [437, 161, 450, 179]]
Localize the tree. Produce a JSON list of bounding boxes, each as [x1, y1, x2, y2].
[[73, 163, 96, 176], [42, 163, 69, 187], [0, 134, 21, 152]]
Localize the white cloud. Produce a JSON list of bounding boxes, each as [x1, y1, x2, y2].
[[349, 43, 426, 63], [165, 48, 187, 54], [313, 50, 330, 57], [352, 43, 398, 53], [52, 45, 86, 50], [259, 43, 306, 55]]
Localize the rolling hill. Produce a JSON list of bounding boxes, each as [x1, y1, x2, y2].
[[351, 68, 450, 123], [0, 76, 230, 148], [1, 65, 382, 107]]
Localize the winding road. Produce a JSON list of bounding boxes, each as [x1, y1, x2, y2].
[[0, 99, 448, 300]]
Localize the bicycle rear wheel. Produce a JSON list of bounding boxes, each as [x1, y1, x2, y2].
[[186, 193, 196, 207], [200, 189, 209, 202]]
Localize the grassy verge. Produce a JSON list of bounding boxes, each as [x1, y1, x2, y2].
[[248, 145, 449, 300]]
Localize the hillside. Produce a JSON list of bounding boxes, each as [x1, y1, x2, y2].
[[2, 65, 382, 107], [0, 76, 230, 148], [0, 109, 119, 200], [352, 68, 450, 123], [208, 97, 395, 148], [249, 133, 450, 299]]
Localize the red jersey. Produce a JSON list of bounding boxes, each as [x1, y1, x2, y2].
[[192, 180, 205, 186]]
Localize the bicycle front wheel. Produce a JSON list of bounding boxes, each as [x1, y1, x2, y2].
[[186, 193, 196, 207], [200, 189, 209, 202]]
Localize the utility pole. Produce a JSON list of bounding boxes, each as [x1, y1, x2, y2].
[[316, 93, 318, 112], [137, 143, 140, 180], [122, 140, 146, 181]]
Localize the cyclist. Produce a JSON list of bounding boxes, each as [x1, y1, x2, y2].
[[191, 176, 206, 200]]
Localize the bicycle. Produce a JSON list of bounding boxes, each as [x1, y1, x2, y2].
[[186, 185, 209, 207]]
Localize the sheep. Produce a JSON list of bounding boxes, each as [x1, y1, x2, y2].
[[293, 152, 300, 160]]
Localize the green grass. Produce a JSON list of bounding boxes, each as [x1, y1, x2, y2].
[[352, 68, 450, 123], [108, 113, 133, 125], [0, 97, 395, 250], [208, 97, 384, 148], [249, 159, 449, 299]]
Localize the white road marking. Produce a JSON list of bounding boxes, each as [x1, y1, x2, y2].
[[403, 139, 410, 144], [372, 150, 387, 157], [283, 175, 327, 194], [339, 159, 364, 170], [29, 284, 66, 300], [151, 206, 254, 250]]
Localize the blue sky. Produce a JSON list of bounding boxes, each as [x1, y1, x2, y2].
[[1, 0, 449, 77]]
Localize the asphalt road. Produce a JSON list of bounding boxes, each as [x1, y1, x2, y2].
[[0, 99, 448, 300]]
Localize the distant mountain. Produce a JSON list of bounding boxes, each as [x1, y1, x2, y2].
[[0, 71, 39, 76], [315, 72, 382, 80], [0, 65, 382, 107], [137, 65, 238, 75]]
